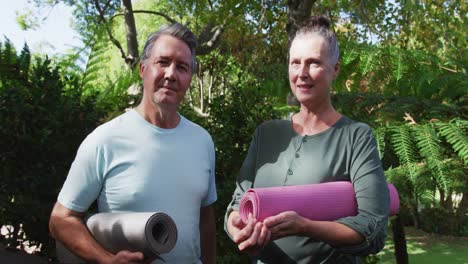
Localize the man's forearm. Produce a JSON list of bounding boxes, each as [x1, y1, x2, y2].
[[49, 203, 113, 264], [50, 215, 114, 263]]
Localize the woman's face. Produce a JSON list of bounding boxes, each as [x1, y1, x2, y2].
[[288, 33, 339, 108]]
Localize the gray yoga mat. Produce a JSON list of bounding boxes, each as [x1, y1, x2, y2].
[[56, 212, 178, 263]]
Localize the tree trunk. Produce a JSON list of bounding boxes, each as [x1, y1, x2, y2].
[[286, 0, 317, 43], [391, 215, 409, 264], [409, 202, 420, 229], [285, 0, 316, 106], [122, 0, 139, 69], [456, 188, 468, 220], [458, 191, 468, 213]]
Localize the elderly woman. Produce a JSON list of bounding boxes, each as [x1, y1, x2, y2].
[[225, 15, 390, 263]]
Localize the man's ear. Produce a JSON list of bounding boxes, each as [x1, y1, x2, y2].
[[139, 62, 145, 79]]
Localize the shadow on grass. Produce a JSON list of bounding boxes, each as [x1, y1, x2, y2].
[[378, 226, 468, 264]]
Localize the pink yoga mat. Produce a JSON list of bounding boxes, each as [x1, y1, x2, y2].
[[239, 181, 399, 224]]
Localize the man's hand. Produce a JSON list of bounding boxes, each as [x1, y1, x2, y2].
[[105, 250, 153, 264], [228, 212, 271, 255], [263, 211, 305, 240]]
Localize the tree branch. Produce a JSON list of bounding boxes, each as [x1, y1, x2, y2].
[[122, 0, 139, 68], [286, 0, 317, 43], [206, 0, 214, 11], [93, 0, 127, 63], [96, 0, 113, 23], [111, 10, 177, 24], [196, 24, 224, 55], [420, 61, 462, 74]]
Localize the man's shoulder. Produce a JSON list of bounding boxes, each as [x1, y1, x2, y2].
[[180, 115, 213, 140], [85, 111, 133, 145]]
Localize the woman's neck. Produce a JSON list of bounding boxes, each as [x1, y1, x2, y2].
[[292, 105, 341, 136]]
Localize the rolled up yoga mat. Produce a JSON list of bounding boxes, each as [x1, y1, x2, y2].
[[56, 212, 178, 264], [86, 212, 178, 258], [239, 182, 399, 224]]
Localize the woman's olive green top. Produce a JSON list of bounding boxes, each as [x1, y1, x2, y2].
[[225, 116, 390, 264]]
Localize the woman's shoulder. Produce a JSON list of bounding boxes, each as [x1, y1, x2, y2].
[[258, 118, 291, 130], [335, 116, 374, 139], [337, 116, 372, 130]]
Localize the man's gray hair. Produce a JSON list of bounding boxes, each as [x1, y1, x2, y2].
[[140, 23, 198, 73], [293, 15, 340, 65]]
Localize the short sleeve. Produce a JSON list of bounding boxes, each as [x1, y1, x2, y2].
[[201, 138, 217, 207], [57, 133, 105, 212]]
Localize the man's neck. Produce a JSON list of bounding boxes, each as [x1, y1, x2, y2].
[[135, 102, 180, 129]]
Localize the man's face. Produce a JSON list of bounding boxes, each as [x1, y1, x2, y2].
[[288, 33, 339, 107], [139, 35, 192, 109]]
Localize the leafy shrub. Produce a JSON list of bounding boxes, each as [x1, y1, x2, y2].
[[0, 42, 106, 256], [419, 207, 468, 236]]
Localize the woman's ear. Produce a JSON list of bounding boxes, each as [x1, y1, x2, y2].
[[333, 62, 340, 79]]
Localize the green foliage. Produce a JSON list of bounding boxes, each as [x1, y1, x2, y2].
[[336, 42, 467, 101], [413, 124, 450, 192], [0, 40, 106, 255], [361, 254, 381, 264], [419, 207, 468, 236], [385, 165, 434, 207], [79, 40, 140, 120], [334, 91, 466, 237], [333, 92, 464, 126], [15, 9, 41, 30], [390, 125, 420, 182], [386, 122, 465, 230], [436, 119, 468, 164], [374, 127, 387, 160]]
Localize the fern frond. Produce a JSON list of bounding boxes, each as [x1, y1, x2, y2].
[[373, 126, 387, 160], [342, 44, 360, 66], [360, 46, 381, 75], [385, 164, 433, 206], [418, 188, 435, 206], [390, 124, 419, 182], [436, 119, 468, 164], [412, 124, 449, 191], [82, 41, 112, 93], [389, 46, 407, 81]]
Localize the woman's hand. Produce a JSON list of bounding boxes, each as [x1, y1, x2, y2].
[[263, 211, 306, 240], [227, 211, 271, 255]]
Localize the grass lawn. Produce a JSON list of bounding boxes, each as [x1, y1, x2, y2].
[[377, 226, 468, 264]]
